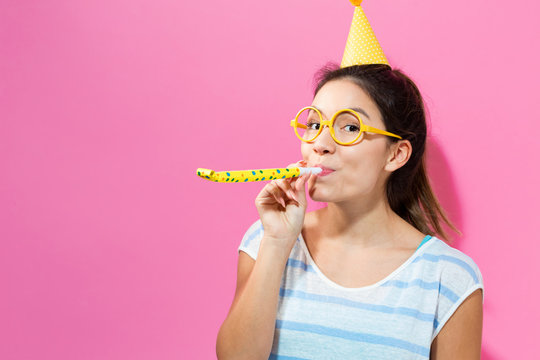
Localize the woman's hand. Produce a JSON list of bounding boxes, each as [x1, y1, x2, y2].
[[255, 160, 312, 251]]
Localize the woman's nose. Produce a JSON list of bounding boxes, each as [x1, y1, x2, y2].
[[313, 126, 336, 154]]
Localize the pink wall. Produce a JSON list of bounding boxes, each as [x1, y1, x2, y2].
[[1, 0, 538, 359]]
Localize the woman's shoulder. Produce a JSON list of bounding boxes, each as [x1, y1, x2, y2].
[[416, 237, 484, 301], [237, 218, 265, 260], [423, 238, 482, 274], [418, 237, 485, 339]]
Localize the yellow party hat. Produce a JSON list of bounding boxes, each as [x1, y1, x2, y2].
[[341, 0, 389, 68]]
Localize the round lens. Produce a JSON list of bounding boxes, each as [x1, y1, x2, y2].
[[333, 111, 362, 144], [295, 108, 321, 142]]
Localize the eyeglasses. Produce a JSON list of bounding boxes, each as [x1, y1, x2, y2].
[[290, 106, 402, 145]]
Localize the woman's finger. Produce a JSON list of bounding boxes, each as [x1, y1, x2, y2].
[[259, 160, 307, 208], [295, 172, 311, 193], [287, 160, 306, 190], [274, 179, 298, 203], [269, 181, 290, 208]]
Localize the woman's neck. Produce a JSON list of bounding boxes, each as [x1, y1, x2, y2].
[[315, 195, 409, 249]]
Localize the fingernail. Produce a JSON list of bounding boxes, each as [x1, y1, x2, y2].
[[289, 190, 298, 202]]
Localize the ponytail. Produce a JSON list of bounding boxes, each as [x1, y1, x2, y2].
[[387, 158, 459, 242]]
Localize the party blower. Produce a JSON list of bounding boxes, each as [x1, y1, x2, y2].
[[196, 167, 323, 183]]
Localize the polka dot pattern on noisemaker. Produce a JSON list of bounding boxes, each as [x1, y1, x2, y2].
[[341, 5, 389, 67], [196, 167, 302, 183]]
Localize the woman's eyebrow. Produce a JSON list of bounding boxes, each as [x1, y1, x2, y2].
[[348, 107, 371, 120], [311, 105, 371, 120]]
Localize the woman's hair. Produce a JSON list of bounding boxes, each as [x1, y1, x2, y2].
[[313, 63, 458, 242]]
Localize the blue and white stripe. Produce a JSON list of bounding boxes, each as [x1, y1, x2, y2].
[[238, 219, 484, 359]]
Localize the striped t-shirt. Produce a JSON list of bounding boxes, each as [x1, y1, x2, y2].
[[238, 219, 484, 360]]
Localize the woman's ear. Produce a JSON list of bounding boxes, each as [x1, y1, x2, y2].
[[385, 140, 412, 172]]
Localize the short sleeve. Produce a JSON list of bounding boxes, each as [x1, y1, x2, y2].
[[237, 219, 264, 260], [432, 250, 484, 340]]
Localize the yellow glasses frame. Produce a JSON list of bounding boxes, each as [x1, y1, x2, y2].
[[290, 106, 402, 145]]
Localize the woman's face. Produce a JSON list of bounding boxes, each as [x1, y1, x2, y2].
[[302, 78, 394, 204]]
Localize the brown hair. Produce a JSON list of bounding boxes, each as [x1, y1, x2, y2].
[[313, 63, 459, 242]]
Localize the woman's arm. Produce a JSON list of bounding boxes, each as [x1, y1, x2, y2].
[[216, 238, 293, 360], [430, 289, 483, 360], [216, 162, 311, 359]]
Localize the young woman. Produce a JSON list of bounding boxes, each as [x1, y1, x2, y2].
[[216, 64, 484, 359]]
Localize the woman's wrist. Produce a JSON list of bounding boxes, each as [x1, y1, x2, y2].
[[259, 235, 297, 261]]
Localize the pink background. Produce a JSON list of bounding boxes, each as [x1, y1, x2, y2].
[[1, 0, 539, 359]]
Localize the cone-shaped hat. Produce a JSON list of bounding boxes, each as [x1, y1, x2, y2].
[[341, 0, 389, 67]]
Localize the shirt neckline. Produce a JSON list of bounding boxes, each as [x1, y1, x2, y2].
[[297, 233, 435, 292]]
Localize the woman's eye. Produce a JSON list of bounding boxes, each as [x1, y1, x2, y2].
[[306, 122, 320, 130], [343, 125, 360, 132]]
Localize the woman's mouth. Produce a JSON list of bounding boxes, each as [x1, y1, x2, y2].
[[315, 166, 335, 177]]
